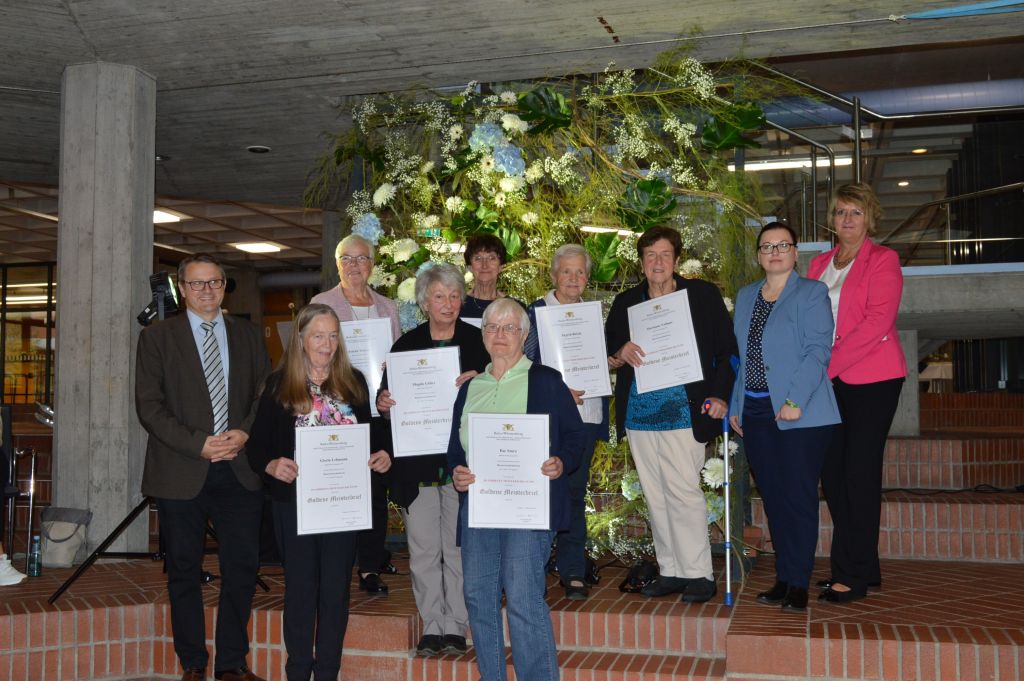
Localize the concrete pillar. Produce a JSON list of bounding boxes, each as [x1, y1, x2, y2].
[[53, 62, 155, 553], [320, 210, 343, 292], [890, 329, 920, 437]]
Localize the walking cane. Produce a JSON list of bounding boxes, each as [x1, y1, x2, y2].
[[704, 399, 734, 607]]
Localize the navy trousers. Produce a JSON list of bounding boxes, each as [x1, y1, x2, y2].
[[743, 396, 834, 589]]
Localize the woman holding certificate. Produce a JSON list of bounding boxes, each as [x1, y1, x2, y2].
[[604, 225, 737, 603], [448, 298, 586, 681], [729, 222, 840, 612], [247, 304, 392, 681], [375, 263, 488, 657], [808, 183, 906, 603], [311, 233, 400, 595], [524, 244, 610, 601]]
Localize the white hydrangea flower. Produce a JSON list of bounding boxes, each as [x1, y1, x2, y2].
[[524, 161, 545, 184], [679, 258, 703, 277], [368, 269, 396, 288], [723, 296, 734, 313], [499, 90, 518, 104], [391, 238, 420, 263], [464, 271, 474, 285], [499, 176, 524, 193], [372, 182, 397, 207], [449, 124, 464, 140], [521, 211, 539, 226], [701, 457, 725, 489], [444, 196, 464, 213], [500, 113, 529, 135], [396, 277, 417, 302], [420, 161, 435, 174]]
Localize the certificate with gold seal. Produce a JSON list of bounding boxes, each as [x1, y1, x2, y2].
[[627, 289, 704, 394], [294, 423, 372, 535], [467, 413, 550, 530], [386, 346, 462, 457], [534, 301, 612, 397], [341, 318, 393, 417]]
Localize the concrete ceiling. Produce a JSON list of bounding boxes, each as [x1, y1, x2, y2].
[[1, 1, 1023, 270]]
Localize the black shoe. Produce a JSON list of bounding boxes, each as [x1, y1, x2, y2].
[[379, 560, 399, 575], [416, 634, 444, 656], [817, 578, 881, 590], [681, 578, 717, 603], [562, 578, 589, 601], [359, 572, 388, 596], [756, 581, 788, 605], [640, 575, 690, 597], [442, 634, 467, 654], [781, 586, 808, 611], [818, 586, 866, 603]]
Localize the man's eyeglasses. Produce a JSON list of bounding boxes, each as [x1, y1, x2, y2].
[[482, 323, 521, 335], [340, 255, 372, 265], [183, 278, 226, 291], [757, 242, 793, 254]]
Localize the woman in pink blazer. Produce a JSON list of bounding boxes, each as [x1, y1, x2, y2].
[[806, 183, 906, 603]]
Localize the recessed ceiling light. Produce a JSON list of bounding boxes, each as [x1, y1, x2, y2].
[[153, 209, 183, 223], [911, 148, 928, 154], [897, 180, 910, 187], [231, 242, 284, 253], [246, 145, 272, 154]]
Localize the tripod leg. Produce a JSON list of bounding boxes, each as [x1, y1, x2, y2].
[[48, 497, 152, 604]]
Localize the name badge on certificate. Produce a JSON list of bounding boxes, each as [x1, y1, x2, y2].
[[294, 424, 372, 535], [467, 413, 550, 530], [627, 289, 704, 394], [341, 318, 393, 417], [534, 301, 612, 398], [387, 346, 462, 457]]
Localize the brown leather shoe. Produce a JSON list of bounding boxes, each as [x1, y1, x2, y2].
[[181, 669, 206, 681], [214, 667, 266, 681]]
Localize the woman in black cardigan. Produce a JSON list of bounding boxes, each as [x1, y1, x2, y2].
[[248, 303, 391, 681], [375, 263, 488, 656]]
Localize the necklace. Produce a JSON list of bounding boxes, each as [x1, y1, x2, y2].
[[833, 250, 857, 270]]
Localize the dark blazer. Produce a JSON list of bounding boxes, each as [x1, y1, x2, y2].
[[524, 297, 610, 442], [380, 319, 489, 508], [447, 361, 586, 538], [136, 312, 271, 500], [729, 271, 841, 430], [246, 370, 388, 503], [605, 273, 738, 443]]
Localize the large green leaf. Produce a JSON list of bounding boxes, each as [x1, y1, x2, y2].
[[584, 233, 622, 283], [615, 178, 678, 232], [493, 223, 523, 260], [517, 86, 572, 135], [700, 103, 766, 151]]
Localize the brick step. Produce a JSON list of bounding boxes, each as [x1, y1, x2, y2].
[[883, 436, 1024, 489], [416, 648, 726, 681], [728, 556, 1024, 681], [752, 490, 1024, 562]]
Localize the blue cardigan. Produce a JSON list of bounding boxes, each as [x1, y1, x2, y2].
[[729, 271, 841, 430], [447, 361, 586, 537]]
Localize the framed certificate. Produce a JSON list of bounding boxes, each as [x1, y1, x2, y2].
[[467, 413, 550, 530], [627, 289, 704, 394], [534, 301, 612, 398], [386, 346, 462, 457], [341, 318, 393, 417], [294, 423, 372, 535]]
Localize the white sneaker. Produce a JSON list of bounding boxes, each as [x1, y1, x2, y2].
[[0, 554, 27, 586]]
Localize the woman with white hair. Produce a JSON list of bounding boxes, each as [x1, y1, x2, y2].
[[524, 244, 610, 600], [310, 232, 400, 595], [375, 263, 487, 656], [448, 298, 586, 681]]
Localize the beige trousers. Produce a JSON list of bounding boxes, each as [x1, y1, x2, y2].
[[626, 428, 712, 580]]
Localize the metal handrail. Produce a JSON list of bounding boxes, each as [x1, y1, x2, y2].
[[880, 181, 1024, 264]]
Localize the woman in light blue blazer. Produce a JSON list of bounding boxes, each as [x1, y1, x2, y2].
[[729, 222, 841, 612]]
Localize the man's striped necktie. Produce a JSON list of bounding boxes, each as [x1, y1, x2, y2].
[[201, 321, 228, 434]]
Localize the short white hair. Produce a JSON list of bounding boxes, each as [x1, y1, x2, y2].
[[481, 298, 530, 338], [335, 233, 375, 262], [550, 243, 593, 279]]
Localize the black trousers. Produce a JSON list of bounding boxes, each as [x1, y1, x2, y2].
[[743, 396, 834, 589], [273, 500, 357, 681], [355, 470, 389, 574], [156, 462, 263, 671], [820, 377, 904, 594]]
